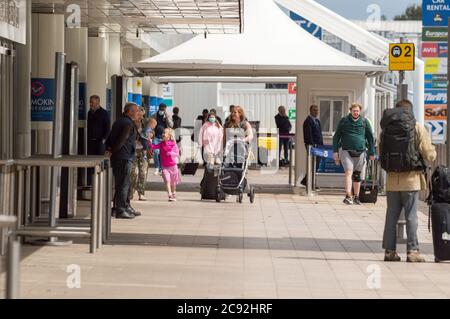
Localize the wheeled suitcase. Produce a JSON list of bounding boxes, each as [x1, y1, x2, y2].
[[359, 160, 379, 204], [430, 203, 450, 262], [200, 167, 223, 200], [181, 161, 199, 176]]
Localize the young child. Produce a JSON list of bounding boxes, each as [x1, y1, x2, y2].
[[145, 118, 157, 159], [151, 128, 181, 202]]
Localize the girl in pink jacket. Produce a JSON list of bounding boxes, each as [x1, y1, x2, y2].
[[151, 128, 181, 201]]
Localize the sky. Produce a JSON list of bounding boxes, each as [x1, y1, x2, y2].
[[314, 0, 421, 20]]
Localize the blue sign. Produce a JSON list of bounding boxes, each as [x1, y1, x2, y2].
[[289, 11, 322, 39], [31, 78, 55, 122], [149, 96, 159, 116], [127, 92, 133, 103], [439, 43, 448, 56], [131, 93, 142, 106], [429, 120, 446, 134], [425, 89, 447, 104], [310, 145, 345, 174], [79, 82, 86, 120], [423, 0, 450, 27]]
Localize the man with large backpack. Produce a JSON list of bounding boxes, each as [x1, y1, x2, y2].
[[379, 99, 436, 262], [333, 103, 375, 205]]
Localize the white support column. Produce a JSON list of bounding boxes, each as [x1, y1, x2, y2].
[[31, 13, 65, 200], [87, 35, 108, 111], [295, 74, 306, 186]]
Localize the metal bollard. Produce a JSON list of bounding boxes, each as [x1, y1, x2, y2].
[[306, 145, 315, 197], [289, 139, 293, 186], [6, 238, 20, 299]]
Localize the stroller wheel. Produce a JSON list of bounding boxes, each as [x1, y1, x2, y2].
[[238, 192, 243, 203], [249, 187, 255, 203]]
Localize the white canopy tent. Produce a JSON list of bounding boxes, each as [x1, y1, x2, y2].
[[127, 0, 389, 186], [127, 0, 386, 76]]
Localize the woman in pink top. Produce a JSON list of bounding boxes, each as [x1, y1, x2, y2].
[[198, 112, 224, 167], [151, 128, 181, 201]]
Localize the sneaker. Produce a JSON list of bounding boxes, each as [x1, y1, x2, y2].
[[343, 195, 353, 205], [407, 250, 426, 263], [353, 196, 362, 205], [384, 250, 401, 262], [154, 169, 160, 176], [172, 193, 176, 200], [139, 194, 147, 201], [169, 195, 176, 202]]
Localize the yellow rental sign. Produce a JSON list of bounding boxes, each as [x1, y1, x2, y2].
[[389, 43, 415, 71]]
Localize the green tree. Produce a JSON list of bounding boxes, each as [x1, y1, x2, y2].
[[394, 4, 422, 21]]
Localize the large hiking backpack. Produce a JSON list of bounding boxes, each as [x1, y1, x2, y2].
[[379, 108, 425, 172]]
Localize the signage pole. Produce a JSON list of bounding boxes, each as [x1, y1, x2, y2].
[[447, 17, 450, 165]]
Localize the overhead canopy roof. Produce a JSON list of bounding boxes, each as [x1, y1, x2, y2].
[[32, 0, 243, 34], [127, 0, 387, 77]]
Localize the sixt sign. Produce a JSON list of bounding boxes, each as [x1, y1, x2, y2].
[[423, 0, 450, 27], [31, 78, 55, 122], [289, 11, 322, 39], [425, 90, 447, 104]]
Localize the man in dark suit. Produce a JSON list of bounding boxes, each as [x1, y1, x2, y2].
[[301, 104, 324, 188], [87, 95, 110, 155]]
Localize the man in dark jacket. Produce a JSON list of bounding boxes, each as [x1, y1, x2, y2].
[[301, 105, 324, 188], [105, 102, 141, 219], [172, 106, 182, 129], [87, 95, 110, 155], [275, 106, 292, 165]]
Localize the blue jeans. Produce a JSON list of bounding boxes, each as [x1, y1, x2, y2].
[[111, 159, 132, 214], [152, 137, 162, 170], [382, 191, 419, 251], [279, 137, 291, 161]]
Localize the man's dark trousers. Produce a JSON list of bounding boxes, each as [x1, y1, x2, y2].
[[112, 159, 132, 214]]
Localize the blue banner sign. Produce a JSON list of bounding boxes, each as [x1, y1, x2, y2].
[[423, 0, 450, 27], [31, 78, 55, 122], [425, 89, 447, 104], [289, 11, 322, 39]]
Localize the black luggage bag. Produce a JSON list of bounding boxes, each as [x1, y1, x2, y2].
[[181, 162, 199, 176], [200, 167, 224, 201], [359, 160, 379, 204], [430, 203, 450, 262]]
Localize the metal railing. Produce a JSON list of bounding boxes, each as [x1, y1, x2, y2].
[[12, 155, 112, 254], [0, 215, 20, 299]]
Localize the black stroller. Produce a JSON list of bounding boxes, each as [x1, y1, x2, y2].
[[216, 139, 255, 203]]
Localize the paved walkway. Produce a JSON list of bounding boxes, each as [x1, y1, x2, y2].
[[1, 191, 450, 299]]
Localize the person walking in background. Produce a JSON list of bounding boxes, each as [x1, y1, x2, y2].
[[87, 95, 110, 155], [275, 105, 292, 166], [332, 103, 375, 205], [152, 128, 181, 202], [151, 103, 173, 175], [380, 99, 436, 262], [172, 106, 182, 129], [301, 104, 324, 188], [105, 102, 141, 219], [209, 108, 223, 126], [129, 109, 148, 201], [199, 111, 224, 168], [224, 105, 235, 128]]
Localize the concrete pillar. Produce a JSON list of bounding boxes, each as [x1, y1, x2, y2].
[[87, 35, 108, 112], [65, 27, 88, 124], [295, 74, 306, 186], [31, 13, 64, 200], [14, 0, 31, 159]]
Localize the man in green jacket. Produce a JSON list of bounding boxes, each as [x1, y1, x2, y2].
[[333, 103, 375, 205]]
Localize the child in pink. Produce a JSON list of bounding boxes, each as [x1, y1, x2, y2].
[[151, 128, 181, 201]]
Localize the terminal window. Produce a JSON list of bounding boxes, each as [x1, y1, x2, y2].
[[318, 98, 346, 136]]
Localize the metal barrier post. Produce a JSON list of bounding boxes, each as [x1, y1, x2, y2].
[[289, 138, 293, 186], [90, 167, 99, 254], [306, 145, 314, 197], [6, 237, 20, 299]]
